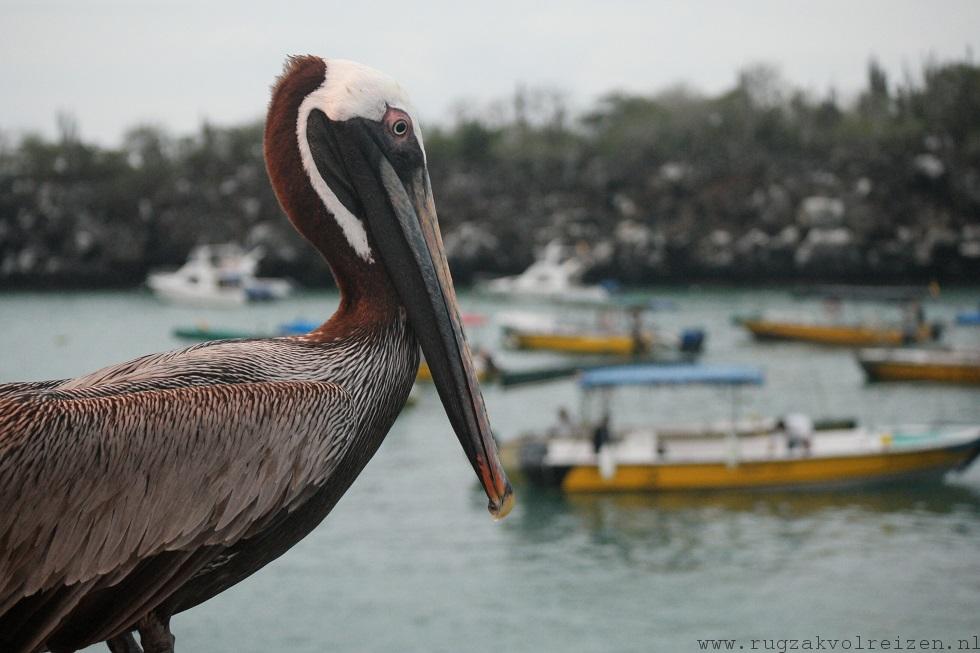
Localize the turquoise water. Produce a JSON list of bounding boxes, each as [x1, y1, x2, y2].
[[1, 288, 979, 652]]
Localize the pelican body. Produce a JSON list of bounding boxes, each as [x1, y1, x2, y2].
[[0, 56, 513, 653]]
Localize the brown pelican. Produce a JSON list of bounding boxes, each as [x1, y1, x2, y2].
[[0, 55, 513, 653]]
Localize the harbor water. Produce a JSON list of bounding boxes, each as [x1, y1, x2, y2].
[[1, 288, 979, 652]]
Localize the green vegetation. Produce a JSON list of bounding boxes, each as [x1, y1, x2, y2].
[[1, 58, 979, 288]]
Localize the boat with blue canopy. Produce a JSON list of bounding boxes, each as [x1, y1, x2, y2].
[[499, 363, 980, 493], [580, 364, 763, 388]]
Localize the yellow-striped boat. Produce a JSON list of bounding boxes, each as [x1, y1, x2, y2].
[[505, 330, 648, 356], [500, 364, 980, 492], [857, 348, 980, 385], [501, 316, 704, 356], [499, 303, 705, 356], [741, 318, 940, 347]]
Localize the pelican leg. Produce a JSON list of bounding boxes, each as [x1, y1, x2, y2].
[[106, 632, 143, 653], [137, 613, 174, 653]]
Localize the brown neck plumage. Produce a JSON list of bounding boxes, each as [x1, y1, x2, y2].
[[264, 56, 401, 340]]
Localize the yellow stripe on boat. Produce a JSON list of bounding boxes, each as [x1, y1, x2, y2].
[[742, 319, 933, 347], [862, 361, 980, 384], [560, 446, 970, 492], [857, 348, 980, 385], [509, 331, 645, 355]]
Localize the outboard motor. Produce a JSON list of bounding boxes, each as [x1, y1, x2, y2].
[[679, 328, 706, 353]]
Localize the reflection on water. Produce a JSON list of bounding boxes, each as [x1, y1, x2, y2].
[[506, 481, 980, 573], [557, 480, 980, 519]]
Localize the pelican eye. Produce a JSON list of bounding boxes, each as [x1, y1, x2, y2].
[[391, 119, 409, 136]]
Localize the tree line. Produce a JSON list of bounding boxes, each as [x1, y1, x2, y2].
[[1, 58, 978, 289]]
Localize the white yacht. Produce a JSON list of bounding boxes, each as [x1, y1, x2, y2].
[[147, 244, 292, 307], [480, 240, 610, 304]]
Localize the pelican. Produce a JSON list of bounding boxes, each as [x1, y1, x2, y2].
[[0, 55, 513, 653]]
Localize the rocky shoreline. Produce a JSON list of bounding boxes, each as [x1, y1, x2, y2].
[[2, 60, 978, 289]]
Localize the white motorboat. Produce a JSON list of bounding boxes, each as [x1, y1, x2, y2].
[[147, 244, 292, 307], [480, 241, 610, 304]]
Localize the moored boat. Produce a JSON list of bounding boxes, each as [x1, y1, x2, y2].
[[857, 347, 980, 384], [495, 353, 699, 388], [479, 240, 610, 304], [740, 317, 940, 347], [500, 364, 980, 493], [173, 325, 262, 341], [148, 244, 292, 307], [500, 304, 705, 357], [503, 329, 705, 356], [173, 318, 315, 341]]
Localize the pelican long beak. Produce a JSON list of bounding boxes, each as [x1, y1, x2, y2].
[[318, 114, 513, 519], [375, 164, 513, 519]]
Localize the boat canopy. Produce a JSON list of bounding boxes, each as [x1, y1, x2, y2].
[[580, 364, 764, 389]]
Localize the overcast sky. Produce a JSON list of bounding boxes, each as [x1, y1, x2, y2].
[[2, 0, 979, 146]]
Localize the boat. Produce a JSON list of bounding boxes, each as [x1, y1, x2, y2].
[[147, 244, 292, 307], [172, 318, 313, 341], [496, 353, 697, 388], [420, 352, 698, 389], [278, 318, 320, 335], [500, 364, 980, 493], [479, 241, 610, 304], [500, 305, 705, 356], [173, 325, 262, 341], [422, 351, 699, 389], [739, 290, 943, 347], [417, 347, 691, 388], [857, 348, 980, 385], [503, 327, 705, 356], [739, 317, 941, 347]]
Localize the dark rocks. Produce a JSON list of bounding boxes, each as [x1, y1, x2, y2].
[[3, 58, 980, 288]]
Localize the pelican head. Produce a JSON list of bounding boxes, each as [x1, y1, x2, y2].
[[265, 56, 513, 519]]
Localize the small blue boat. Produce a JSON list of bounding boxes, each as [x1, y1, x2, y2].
[[278, 318, 321, 335]]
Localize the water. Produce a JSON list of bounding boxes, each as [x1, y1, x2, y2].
[[2, 287, 979, 652]]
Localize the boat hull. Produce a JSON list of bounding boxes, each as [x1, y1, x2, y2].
[[557, 443, 977, 492], [742, 319, 937, 347], [149, 276, 248, 307], [860, 360, 980, 384], [857, 350, 980, 385], [503, 431, 980, 493], [505, 330, 643, 355], [496, 354, 698, 388], [506, 326, 705, 354], [172, 326, 266, 341]]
